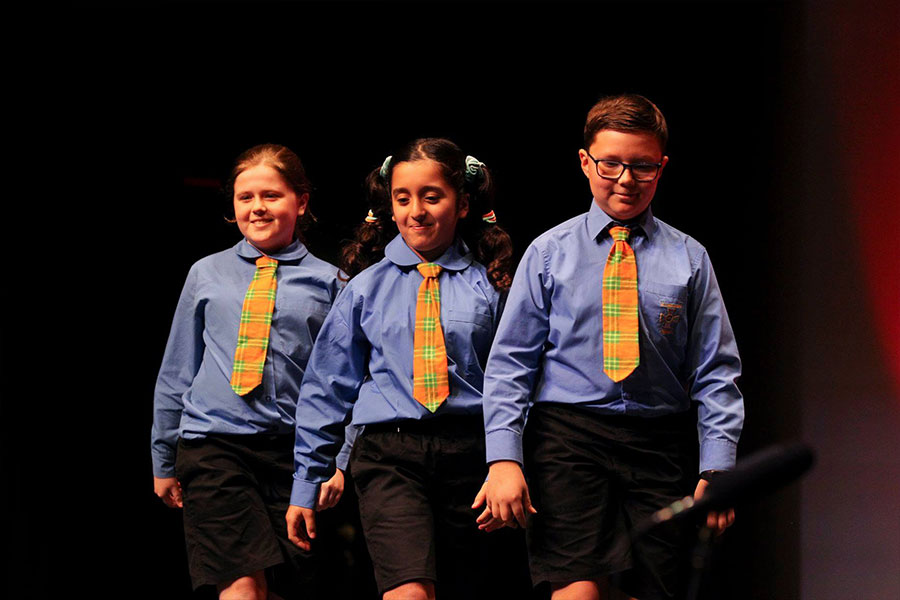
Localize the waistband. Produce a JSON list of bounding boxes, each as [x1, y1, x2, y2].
[[362, 414, 485, 436]]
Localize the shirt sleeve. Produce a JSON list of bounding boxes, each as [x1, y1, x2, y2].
[[686, 250, 745, 472], [335, 423, 360, 472], [482, 243, 553, 466], [291, 293, 368, 508], [150, 265, 205, 478]]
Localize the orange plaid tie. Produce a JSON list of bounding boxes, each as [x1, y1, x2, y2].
[[413, 263, 450, 412], [230, 256, 278, 395], [602, 226, 639, 382]]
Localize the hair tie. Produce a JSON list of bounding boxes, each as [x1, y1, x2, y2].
[[464, 155, 485, 183], [379, 155, 392, 182], [364, 209, 378, 223], [481, 210, 497, 224]]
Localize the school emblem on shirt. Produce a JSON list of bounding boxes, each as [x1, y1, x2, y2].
[[658, 302, 682, 335]]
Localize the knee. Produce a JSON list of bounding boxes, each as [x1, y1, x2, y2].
[[551, 579, 605, 600], [218, 572, 267, 600], [383, 580, 435, 600]]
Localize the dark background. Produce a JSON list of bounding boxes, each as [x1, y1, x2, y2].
[[4, 1, 898, 598]]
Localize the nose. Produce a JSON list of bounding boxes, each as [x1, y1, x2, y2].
[[250, 195, 266, 213], [410, 198, 427, 219], [617, 166, 636, 186]]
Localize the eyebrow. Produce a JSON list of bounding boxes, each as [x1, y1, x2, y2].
[[392, 185, 446, 196]]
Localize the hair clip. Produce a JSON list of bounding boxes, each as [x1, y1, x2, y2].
[[465, 155, 485, 183], [379, 155, 392, 182], [481, 210, 497, 224], [365, 209, 378, 223]]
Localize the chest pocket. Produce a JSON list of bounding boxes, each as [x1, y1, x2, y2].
[[273, 298, 332, 364], [444, 309, 493, 375], [639, 281, 688, 349]]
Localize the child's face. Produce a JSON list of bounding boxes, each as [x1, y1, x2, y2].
[[390, 159, 469, 262], [579, 130, 668, 221], [233, 164, 308, 254]]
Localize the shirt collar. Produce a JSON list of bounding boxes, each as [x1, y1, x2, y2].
[[235, 238, 309, 262], [588, 199, 658, 242], [384, 234, 474, 271]]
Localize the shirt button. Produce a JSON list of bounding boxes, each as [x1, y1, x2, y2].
[[622, 392, 631, 399], [266, 395, 273, 402]]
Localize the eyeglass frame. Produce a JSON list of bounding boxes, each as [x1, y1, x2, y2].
[[583, 150, 663, 183]]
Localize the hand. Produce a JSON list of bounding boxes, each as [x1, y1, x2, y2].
[[694, 478, 735, 535], [154, 476, 183, 508], [317, 469, 345, 511], [473, 461, 537, 531], [286, 505, 317, 551], [471, 482, 505, 532]]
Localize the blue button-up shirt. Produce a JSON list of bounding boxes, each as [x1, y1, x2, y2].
[[291, 235, 504, 508], [483, 201, 744, 473], [151, 239, 342, 478]]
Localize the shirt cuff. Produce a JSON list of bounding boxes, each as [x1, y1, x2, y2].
[[290, 479, 320, 509], [151, 453, 176, 479], [699, 438, 738, 472], [335, 446, 352, 472], [485, 428, 524, 466]]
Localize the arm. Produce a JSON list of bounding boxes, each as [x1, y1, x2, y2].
[[477, 244, 552, 528], [150, 266, 204, 490], [317, 422, 359, 510], [288, 295, 368, 546], [686, 250, 744, 531]]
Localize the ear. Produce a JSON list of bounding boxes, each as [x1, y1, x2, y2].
[[578, 149, 592, 179], [296, 193, 310, 216], [457, 193, 470, 219], [658, 155, 670, 178]]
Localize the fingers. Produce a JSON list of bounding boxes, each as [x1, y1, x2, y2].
[[705, 508, 736, 535], [317, 484, 340, 511], [286, 507, 312, 551], [170, 482, 183, 508]]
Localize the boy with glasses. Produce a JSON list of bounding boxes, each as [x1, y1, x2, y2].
[[476, 94, 744, 600]]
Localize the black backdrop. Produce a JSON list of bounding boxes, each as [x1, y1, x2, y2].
[[5, 2, 811, 598]]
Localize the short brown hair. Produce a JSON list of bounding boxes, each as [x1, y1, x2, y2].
[[583, 94, 668, 151]]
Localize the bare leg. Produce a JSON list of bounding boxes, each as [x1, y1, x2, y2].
[[382, 579, 436, 600], [551, 578, 610, 600], [217, 571, 267, 600]]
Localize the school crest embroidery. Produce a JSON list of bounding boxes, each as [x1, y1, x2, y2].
[[658, 302, 682, 335]]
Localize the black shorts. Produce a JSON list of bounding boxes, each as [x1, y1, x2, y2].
[[350, 415, 532, 598], [523, 403, 698, 600], [175, 434, 319, 595]]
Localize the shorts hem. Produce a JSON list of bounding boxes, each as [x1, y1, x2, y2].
[[190, 556, 284, 591], [377, 571, 437, 596], [530, 564, 629, 588]]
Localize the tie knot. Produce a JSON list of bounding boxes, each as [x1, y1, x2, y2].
[[256, 256, 278, 269], [417, 263, 442, 279], [610, 226, 631, 242]]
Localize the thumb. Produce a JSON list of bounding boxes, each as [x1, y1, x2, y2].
[[303, 509, 317, 540], [524, 486, 538, 514], [471, 483, 487, 509]]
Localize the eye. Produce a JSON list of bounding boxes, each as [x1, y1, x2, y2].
[[599, 160, 621, 168], [236, 193, 252, 202]]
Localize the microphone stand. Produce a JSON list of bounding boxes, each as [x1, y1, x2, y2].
[[686, 525, 714, 600]]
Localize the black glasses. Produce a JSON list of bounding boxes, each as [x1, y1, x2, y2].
[[584, 151, 662, 182]]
